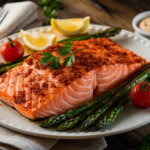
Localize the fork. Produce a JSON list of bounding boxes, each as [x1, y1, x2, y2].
[[0, 9, 9, 24]]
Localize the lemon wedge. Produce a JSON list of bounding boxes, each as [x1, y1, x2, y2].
[[20, 29, 57, 51], [51, 16, 90, 36]]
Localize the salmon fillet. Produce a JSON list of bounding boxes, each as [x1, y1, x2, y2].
[[0, 38, 147, 120]]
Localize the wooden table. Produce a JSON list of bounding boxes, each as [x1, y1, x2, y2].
[[30, 0, 150, 149]]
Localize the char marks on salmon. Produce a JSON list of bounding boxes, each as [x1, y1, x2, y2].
[[0, 38, 147, 119]]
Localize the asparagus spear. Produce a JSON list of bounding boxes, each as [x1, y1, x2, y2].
[[0, 61, 24, 74], [56, 97, 110, 131], [96, 77, 150, 130], [95, 95, 131, 131], [58, 33, 88, 43], [0, 55, 29, 68], [40, 84, 123, 128], [59, 27, 122, 43], [80, 67, 150, 131]]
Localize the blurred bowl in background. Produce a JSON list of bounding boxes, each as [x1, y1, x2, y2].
[[132, 11, 150, 39]]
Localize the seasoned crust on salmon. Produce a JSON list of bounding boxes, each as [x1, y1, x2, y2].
[[0, 38, 147, 120]]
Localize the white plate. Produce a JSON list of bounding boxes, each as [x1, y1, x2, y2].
[[0, 24, 150, 139]]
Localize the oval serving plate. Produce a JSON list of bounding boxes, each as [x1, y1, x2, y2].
[[0, 24, 150, 139]]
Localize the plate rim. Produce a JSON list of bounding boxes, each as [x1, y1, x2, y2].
[[0, 24, 150, 139], [0, 116, 150, 139]]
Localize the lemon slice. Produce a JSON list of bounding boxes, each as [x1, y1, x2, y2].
[[20, 29, 57, 51], [51, 16, 90, 36]]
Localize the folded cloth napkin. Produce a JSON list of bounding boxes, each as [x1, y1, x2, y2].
[[52, 138, 107, 150], [0, 1, 38, 39], [0, 125, 107, 150], [10, 12, 37, 34], [0, 125, 58, 150]]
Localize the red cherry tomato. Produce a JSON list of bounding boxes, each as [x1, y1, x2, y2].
[[0, 38, 24, 62], [130, 81, 150, 108]]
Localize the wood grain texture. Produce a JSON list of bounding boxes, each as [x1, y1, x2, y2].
[[34, 0, 150, 31]]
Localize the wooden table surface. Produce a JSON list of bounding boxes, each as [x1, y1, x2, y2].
[[30, 0, 150, 149]]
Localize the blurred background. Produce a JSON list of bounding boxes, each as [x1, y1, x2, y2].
[[1, 0, 150, 31]]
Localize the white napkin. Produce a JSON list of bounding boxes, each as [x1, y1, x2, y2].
[[0, 125, 58, 150], [0, 1, 38, 39], [0, 125, 107, 150], [53, 138, 107, 150], [11, 12, 37, 34]]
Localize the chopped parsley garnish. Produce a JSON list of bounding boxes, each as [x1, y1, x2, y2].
[[40, 43, 83, 69]]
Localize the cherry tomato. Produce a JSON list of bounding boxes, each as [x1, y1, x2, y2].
[[130, 81, 150, 108], [0, 38, 24, 62]]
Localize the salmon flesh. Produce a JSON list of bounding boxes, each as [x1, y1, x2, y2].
[[0, 38, 147, 120]]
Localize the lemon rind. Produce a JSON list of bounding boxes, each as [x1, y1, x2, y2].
[[51, 16, 90, 36], [20, 30, 57, 51]]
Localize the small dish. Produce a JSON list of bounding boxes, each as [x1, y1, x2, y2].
[[132, 11, 150, 39]]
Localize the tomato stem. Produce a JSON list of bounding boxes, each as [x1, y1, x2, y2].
[[141, 81, 150, 92], [7, 37, 16, 47]]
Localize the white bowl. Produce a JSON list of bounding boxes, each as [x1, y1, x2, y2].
[[132, 11, 150, 39]]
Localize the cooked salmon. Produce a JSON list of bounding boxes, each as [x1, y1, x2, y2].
[[0, 38, 147, 120]]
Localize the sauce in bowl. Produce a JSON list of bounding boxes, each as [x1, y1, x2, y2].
[[139, 17, 150, 33]]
